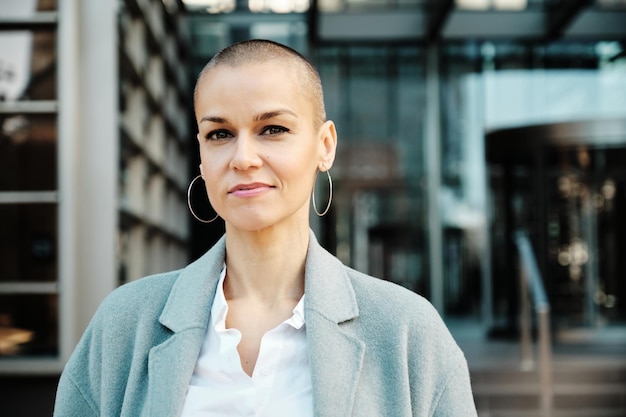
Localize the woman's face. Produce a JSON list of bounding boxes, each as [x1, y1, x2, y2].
[[194, 61, 336, 232]]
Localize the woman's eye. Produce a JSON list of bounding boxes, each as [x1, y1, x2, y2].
[[262, 125, 289, 136], [205, 129, 232, 141]]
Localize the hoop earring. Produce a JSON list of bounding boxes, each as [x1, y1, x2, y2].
[[312, 169, 333, 217], [187, 175, 219, 223]]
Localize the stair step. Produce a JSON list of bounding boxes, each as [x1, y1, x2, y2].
[[554, 388, 626, 410], [472, 367, 626, 386], [472, 369, 626, 413], [477, 409, 626, 417], [473, 383, 626, 396]]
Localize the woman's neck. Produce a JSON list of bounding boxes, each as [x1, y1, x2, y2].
[[223, 224, 309, 304]]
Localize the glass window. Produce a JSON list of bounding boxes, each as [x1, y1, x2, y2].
[[318, 0, 428, 12], [0, 0, 57, 17], [0, 115, 57, 191], [317, 46, 429, 296], [597, 0, 626, 9], [456, 0, 528, 10], [0, 31, 57, 101], [0, 0, 59, 365], [0, 204, 57, 283], [0, 294, 58, 357]]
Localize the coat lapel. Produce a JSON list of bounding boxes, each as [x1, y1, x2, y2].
[[145, 237, 226, 417], [305, 232, 365, 417], [145, 329, 207, 417]]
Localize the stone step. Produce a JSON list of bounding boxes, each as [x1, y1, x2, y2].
[[477, 409, 626, 417], [471, 365, 626, 414], [472, 365, 626, 385], [473, 382, 626, 396]]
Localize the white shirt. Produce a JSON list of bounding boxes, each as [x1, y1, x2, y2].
[[180, 267, 313, 417]]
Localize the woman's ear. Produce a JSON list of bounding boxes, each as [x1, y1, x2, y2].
[[318, 120, 337, 170]]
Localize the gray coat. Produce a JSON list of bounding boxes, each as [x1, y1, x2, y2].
[[54, 232, 477, 417]]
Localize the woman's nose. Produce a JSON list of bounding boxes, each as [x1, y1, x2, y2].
[[229, 133, 262, 171]]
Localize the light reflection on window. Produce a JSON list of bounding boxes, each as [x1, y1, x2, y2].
[[182, 0, 309, 13], [0, 294, 58, 357], [317, 0, 432, 11], [249, 0, 309, 13], [598, 0, 626, 8], [0, 32, 34, 101], [0, 30, 56, 101], [318, 0, 342, 11], [456, 0, 527, 10], [182, 0, 235, 13]]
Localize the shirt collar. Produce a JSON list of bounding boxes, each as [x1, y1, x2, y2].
[[287, 295, 306, 330], [210, 264, 306, 330], [210, 266, 229, 331]]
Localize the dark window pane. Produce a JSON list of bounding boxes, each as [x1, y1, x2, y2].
[[0, 115, 57, 191], [0, 204, 57, 282], [0, 294, 58, 357]]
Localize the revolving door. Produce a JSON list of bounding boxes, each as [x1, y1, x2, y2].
[[487, 119, 626, 335]]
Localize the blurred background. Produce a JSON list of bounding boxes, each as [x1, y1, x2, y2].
[[1, 0, 625, 415]]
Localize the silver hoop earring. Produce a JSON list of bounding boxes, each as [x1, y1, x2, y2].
[[187, 175, 219, 223], [312, 169, 333, 217]]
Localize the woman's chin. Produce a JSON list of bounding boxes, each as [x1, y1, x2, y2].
[[224, 214, 276, 233]]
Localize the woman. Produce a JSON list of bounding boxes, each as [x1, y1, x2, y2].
[[54, 39, 477, 417]]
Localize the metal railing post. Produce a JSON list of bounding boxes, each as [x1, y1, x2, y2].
[[514, 230, 554, 417], [538, 308, 553, 416], [519, 257, 533, 370]]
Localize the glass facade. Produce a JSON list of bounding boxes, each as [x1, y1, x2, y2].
[[0, 204, 57, 283], [0, 115, 57, 191], [316, 46, 429, 295], [0, 1, 58, 359]]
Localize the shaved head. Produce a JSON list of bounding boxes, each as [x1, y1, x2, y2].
[[194, 39, 326, 129]]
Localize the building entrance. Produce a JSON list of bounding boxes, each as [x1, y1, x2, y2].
[[486, 119, 626, 337]]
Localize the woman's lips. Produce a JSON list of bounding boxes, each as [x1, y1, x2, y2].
[[228, 183, 273, 197]]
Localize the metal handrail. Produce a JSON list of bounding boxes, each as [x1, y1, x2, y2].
[[514, 230, 553, 417]]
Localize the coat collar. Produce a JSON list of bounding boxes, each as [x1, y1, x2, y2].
[[303, 231, 360, 324], [148, 231, 364, 417], [158, 235, 226, 333], [147, 236, 226, 417], [303, 231, 365, 417]]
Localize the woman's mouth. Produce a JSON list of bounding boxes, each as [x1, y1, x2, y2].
[[228, 183, 274, 197]]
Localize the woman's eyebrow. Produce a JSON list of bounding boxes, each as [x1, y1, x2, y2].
[[199, 115, 227, 124], [254, 110, 297, 121], [199, 110, 297, 124]]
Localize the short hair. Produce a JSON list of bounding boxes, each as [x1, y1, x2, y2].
[[194, 39, 326, 129]]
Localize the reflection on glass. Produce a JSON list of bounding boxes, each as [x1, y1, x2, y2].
[[598, 0, 626, 8], [0, 204, 57, 283], [0, 0, 57, 17], [0, 30, 56, 101], [316, 46, 429, 301], [183, 0, 310, 12], [249, 0, 309, 13], [182, 0, 239, 13], [0, 115, 57, 191], [456, 0, 527, 9], [0, 294, 58, 357]]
